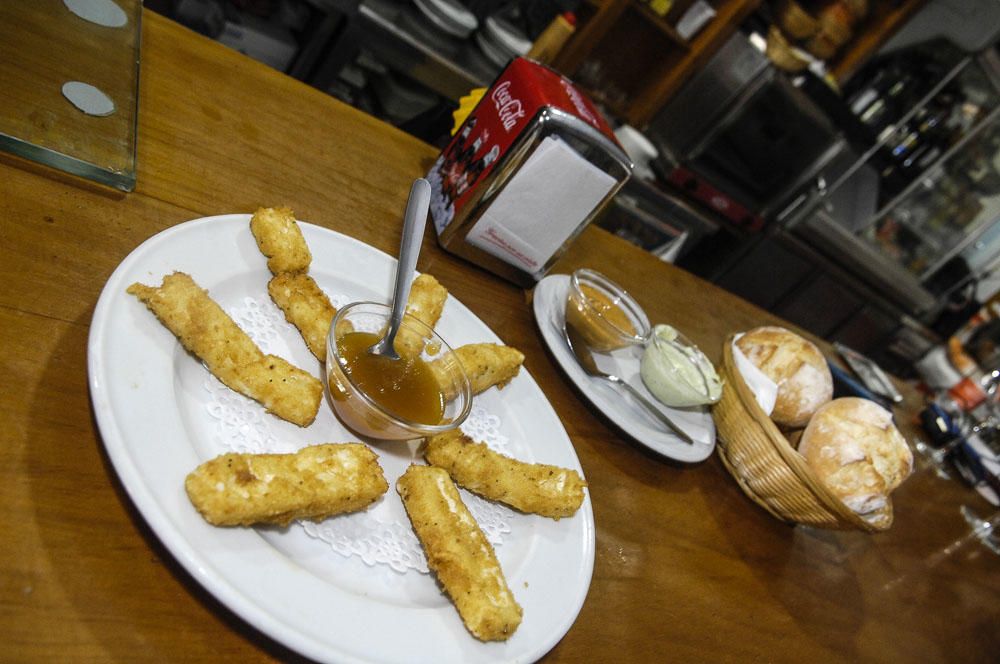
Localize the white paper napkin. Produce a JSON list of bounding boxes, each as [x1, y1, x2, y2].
[[465, 136, 617, 275], [731, 334, 778, 415]]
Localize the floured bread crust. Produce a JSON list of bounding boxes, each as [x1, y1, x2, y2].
[[798, 397, 912, 523], [736, 326, 833, 428]]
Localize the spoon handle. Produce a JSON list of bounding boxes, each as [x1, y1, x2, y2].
[[615, 376, 697, 445], [382, 179, 431, 351]]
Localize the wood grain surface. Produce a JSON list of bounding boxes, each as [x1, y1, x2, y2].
[[1, 10, 997, 663]]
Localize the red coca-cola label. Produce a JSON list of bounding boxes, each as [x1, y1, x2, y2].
[[428, 58, 615, 235]]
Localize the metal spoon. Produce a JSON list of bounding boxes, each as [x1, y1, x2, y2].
[[563, 323, 696, 445], [368, 178, 432, 359]]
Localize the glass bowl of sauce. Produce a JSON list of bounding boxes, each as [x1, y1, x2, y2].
[[325, 301, 472, 440], [564, 268, 651, 352], [640, 324, 722, 407]]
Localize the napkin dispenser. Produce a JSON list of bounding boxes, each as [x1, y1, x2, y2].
[[427, 58, 632, 287]]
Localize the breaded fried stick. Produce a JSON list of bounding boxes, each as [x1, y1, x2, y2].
[[395, 274, 449, 359], [185, 443, 388, 526], [249, 206, 311, 274], [432, 343, 525, 399], [397, 465, 522, 641], [268, 272, 338, 360], [127, 272, 322, 427], [250, 207, 341, 360], [425, 430, 587, 519], [405, 273, 448, 328]]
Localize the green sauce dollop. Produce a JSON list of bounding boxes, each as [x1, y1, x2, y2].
[[640, 325, 722, 407]]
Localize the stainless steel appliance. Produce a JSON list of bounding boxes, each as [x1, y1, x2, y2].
[[646, 32, 843, 228]]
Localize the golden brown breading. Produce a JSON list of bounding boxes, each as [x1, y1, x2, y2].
[[432, 343, 525, 398], [425, 430, 587, 519], [127, 272, 322, 427], [268, 272, 339, 360], [249, 206, 311, 274], [457, 343, 525, 393], [396, 465, 522, 641], [395, 274, 449, 360], [405, 273, 448, 328], [185, 443, 388, 527]]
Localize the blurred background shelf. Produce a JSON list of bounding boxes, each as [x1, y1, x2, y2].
[[554, 0, 761, 126]]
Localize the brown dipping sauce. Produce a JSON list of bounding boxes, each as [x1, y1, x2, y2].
[[566, 284, 637, 351], [337, 331, 445, 425]]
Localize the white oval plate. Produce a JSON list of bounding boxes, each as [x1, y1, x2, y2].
[[533, 274, 715, 463], [88, 215, 594, 664]]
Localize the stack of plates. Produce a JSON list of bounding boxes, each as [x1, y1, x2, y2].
[[412, 0, 478, 39], [476, 15, 532, 68]]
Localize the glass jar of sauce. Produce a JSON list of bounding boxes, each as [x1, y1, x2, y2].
[[564, 268, 650, 352], [326, 301, 471, 440]]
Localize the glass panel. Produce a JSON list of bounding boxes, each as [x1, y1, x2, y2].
[[0, 0, 141, 191], [832, 43, 1000, 278], [861, 110, 1000, 277], [865, 51, 1000, 206]]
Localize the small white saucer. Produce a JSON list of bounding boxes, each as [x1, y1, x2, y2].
[[533, 274, 716, 463]]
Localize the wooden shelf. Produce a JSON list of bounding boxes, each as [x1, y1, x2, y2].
[[552, 0, 763, 128], [550, 0, 927, 127], [626, 0, 760, 125], [633, 3, 691, 49], [554, 0, 631, 76]]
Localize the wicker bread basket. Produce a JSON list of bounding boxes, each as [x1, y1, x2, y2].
[[713, 335, 892, 532]]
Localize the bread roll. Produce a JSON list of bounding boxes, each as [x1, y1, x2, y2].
[[798, 397, 912, 520], [735, 326, 833, 427]]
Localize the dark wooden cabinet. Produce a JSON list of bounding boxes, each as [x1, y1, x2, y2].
[[552, 0, 762, 127], [549, 0, 927, 128], [712, 230, 905, 355]]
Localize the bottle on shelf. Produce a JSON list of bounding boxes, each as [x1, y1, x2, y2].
[[646, 0, 674, 18], [526, 11, 577, 65]]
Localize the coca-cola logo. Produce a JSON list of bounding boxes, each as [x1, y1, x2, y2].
[[491, 81, 525, 132]]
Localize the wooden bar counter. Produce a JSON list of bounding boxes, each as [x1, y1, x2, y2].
[[2, 11, 997, 663]]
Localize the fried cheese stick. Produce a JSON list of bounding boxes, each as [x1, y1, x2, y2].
[[268, 272, 338, 360], [250, 208, 345, 360], [264, 271, 445, 363], [185, 443, 388, 527], [250, 208, 449, 362], [249, 206, 311, 274], [405, 273, 448, 328], [432, 343, 525, 399], [127, 272, 323, 427], [425, 430, 587, 519], [397, 465, 522, 641], [395, 274, 449, 360]]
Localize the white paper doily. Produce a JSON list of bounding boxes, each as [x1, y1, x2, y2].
[[203, 295, 514, 574]]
